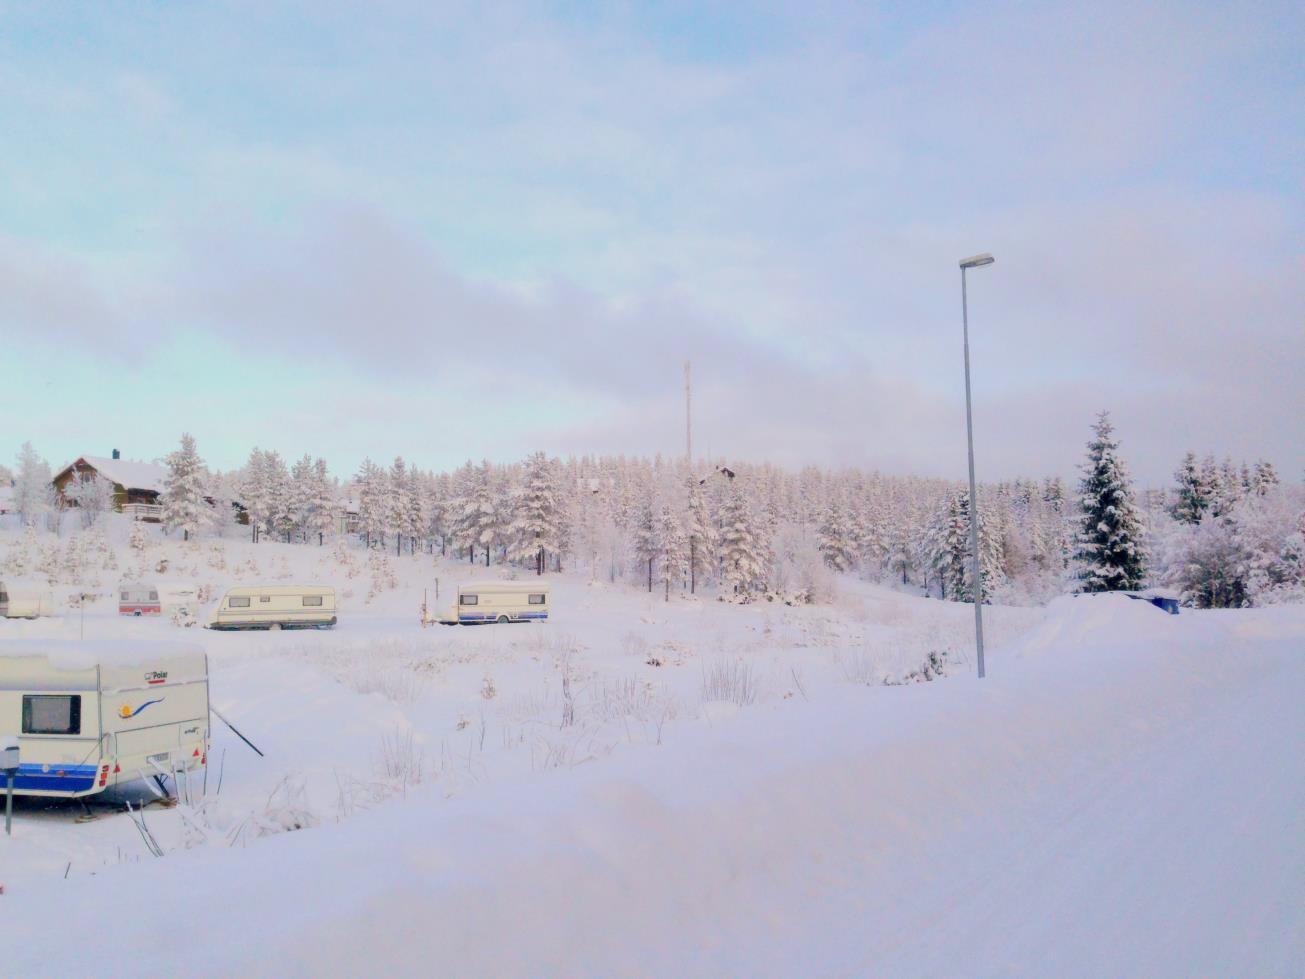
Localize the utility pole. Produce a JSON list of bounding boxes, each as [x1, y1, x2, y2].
[[684, 360, 693, 465]]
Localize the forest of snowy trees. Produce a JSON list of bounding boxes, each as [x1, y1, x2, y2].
[[4, 421, 1303, 610]]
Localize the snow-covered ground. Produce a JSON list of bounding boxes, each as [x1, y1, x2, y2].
[[2, 519, 1302, 976]]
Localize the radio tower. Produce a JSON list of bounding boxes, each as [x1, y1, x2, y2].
[[684, 360, 693, 465]]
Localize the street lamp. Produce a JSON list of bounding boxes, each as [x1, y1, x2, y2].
[[959, 252, 994, 678]]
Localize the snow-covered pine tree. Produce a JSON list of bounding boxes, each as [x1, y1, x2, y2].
[[239, 448, 271, 542], [817, 498, 857, 572], [290, 454, 316, 542], [304, 458, 337, 544], [388, 458, 412, 555], [684, 476, 717, 593], [653, 503, 687, 600], [453, 461, 501, 566], [1075, 412, 1147, 593], [509, 452, 564, 574], [1170, 451, 1209, 525], [162, 433, 214, 542], [263, 451, 294, 542], [403, 466, 426, 555], [1252, 461, 1280, 496], [718, 483, 767, 594], [356, 459, 387, 548], [631, 496, 657, 592], [14, 442, 53, 528]]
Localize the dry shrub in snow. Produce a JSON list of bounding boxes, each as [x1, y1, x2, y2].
[[300, 639, 433, 704], [376, 728, 426, 788], [700, 659, 760, 707]]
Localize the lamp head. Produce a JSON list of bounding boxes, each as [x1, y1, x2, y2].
[[959, 253, 995, 269]]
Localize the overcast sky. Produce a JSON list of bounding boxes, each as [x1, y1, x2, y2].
[[1, 1, 1300, 485]]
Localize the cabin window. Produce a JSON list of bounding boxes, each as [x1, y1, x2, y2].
[[528, 594, 546, 605], [460, 594, 478, 606], [22, 695, 82, 736], [260, 596, 272, 603], [302, 595, 323, 607], [229, 596, 251, 608]]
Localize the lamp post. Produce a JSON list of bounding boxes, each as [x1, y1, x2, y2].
[[959, 253, 995, 678]]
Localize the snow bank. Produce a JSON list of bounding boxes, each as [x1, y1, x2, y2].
[[0, 639, 205, 671]]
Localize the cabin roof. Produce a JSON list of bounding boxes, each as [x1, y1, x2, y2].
[[56, 456, 168, 494]]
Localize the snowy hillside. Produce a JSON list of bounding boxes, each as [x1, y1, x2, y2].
[[1, 517, 1302, 976]]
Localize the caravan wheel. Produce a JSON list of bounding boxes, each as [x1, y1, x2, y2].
[[269, 623, 282, 632], [133, 610, 142, 617], [496, 615, 510, 625]]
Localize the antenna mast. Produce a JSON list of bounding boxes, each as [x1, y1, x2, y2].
[[684, 360, 693, 465]]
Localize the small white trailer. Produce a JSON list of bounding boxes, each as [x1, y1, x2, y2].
[[207, 584, 337, 631], [118, 580, 201, 618], [0, 580, 56, 620], [438, 581, 550, 625], [0, 640, 208, 798]]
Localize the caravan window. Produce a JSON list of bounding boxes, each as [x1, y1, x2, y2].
[[229, 596, 251, 608], [529, 594, 546, 605], [120, 591, 129, 601], [23, 695, 82, 736], [460, 594, 478, 606], [260, 596, 272, 603], [302, 595, 323, 607], [149, 591, 159, 601]]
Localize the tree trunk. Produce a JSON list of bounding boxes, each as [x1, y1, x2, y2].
[[690, 540, 696, 594], [648, 557, 653, 593]]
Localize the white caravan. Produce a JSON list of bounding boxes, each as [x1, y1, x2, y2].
[[208, 585, 337, 631], [0, 580, 55, 620], [0, 640, 208, 798], [439, 581, 550, 625], [119, 580, 201, 618]]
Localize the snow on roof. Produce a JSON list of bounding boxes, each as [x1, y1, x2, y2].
[[63, 456, 168, 493], [0, 640, 206, 672]]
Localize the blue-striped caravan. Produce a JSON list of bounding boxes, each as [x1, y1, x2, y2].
[[438, 582, 551, 626], [0, 641, 209, 798]]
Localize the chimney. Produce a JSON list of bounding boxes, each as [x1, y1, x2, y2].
[[112, 449, 120, 460]]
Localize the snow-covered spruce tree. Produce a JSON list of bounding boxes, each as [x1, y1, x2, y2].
[[162, 433, 214, 542], [509, 452, 565, 575], [817, 497, 857, 572], [653, 503, 687, 600], [1170, 451, 1209, 526], [1075, 412, 1147, 593], [14, 442, 53, 528], [718, 483, 767, 595], [927, 492, 969, 601]]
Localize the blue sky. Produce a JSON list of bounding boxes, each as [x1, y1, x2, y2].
[[1, 0, 1301, 483]]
